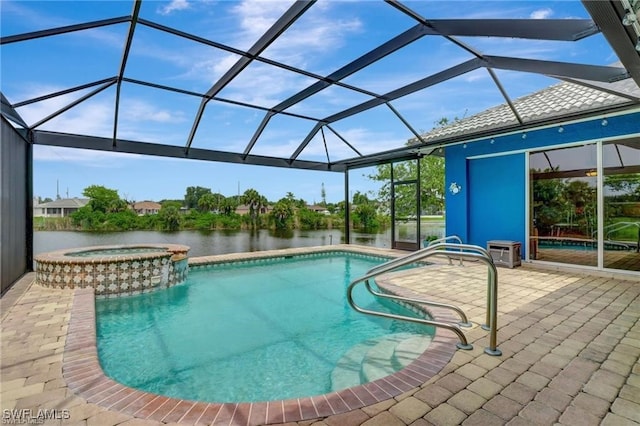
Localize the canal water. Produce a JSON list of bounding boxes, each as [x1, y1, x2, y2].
[[35, 224, 445, 258]]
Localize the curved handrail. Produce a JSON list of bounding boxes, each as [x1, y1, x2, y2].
[[346, 296, 473, 350], [400, 243, 498, 340], [366, 236, 464, 276], [364, 240, 472, 326], [427, 235, 464, 265], [427, 235, 463, 246], [362, 280, 472, 327], [428, 243, 495, 335], [347, 242, 502, 355], [592, 221, 639, 239]]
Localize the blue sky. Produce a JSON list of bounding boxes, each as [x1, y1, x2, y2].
[[1, 0, 619, 203]]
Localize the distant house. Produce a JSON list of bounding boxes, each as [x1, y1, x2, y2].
[[131, 201, 162, 215], [33, 198, 89, 217], [307, 204, 330, 215], [235, 204, 271, 215]]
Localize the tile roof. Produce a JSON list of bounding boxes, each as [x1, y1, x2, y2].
[[132, 201, 162, 210], [35, 198, 89, 208], [413, 78, 640, 144]]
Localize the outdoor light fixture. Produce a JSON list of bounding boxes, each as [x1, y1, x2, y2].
[[449, 182, 461, 195], [490, 138, 495, 144], [522, 133, 527, 139], [602, 118, 608, 126], [623, 9, 637, 26], [585, 170, 598, 177], [558, 126, 564, 133]]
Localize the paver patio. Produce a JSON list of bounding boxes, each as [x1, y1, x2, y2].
[[1, 246, 639, 425]]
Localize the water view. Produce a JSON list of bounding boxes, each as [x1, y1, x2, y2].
[[34, 224, 446, 258]]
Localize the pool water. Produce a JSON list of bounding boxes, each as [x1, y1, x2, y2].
[[538, 240, 632, 251], [96, 252, 433, 402]]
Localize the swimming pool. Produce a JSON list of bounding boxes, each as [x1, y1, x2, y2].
[[96, 251, 433, 402]]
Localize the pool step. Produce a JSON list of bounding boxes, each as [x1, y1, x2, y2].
[[393, 334, 433, 369], [360, 333, 432, 382], [330, 333, 431, 391], [330, 340, 376, 392]]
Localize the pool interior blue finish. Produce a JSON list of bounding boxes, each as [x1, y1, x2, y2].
[[96, 252, 433, 402]]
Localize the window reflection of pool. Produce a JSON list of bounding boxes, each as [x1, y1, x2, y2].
[[537, 238, 635, 251]]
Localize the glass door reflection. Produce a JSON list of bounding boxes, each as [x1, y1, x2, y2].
[[603, 140, 640, 272], [530, 144, 598, 267], [392, 181, 420, 251]]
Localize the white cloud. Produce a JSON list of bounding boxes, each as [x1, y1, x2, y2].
[[33, 146, 140, 167], [202, 1, 362, 105], [14, 83, 191, 147], [217, 63, 315, 106], [530, 8, 553, 20], [242, 125, 406, 161], [16, 85, 114, 136], [119, 99, 186, 124], [157, 0, 191, 16], [230, 0, 294, 44], [464, 71, 490, 83]]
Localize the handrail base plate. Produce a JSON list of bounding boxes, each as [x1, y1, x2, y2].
[[456, 343, 473, 350], [485, 347, 502, 356]]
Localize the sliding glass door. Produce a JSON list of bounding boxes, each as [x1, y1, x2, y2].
[[603, 140, 640, 272], [529, 139, 639, 272], [530, 144, 598, 267]]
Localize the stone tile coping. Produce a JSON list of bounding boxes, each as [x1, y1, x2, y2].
[[33, 244, 191, 296], [34, 243, 190, 264], [63, 245, 460, 425]]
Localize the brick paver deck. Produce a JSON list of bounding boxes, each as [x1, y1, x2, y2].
[[1, 246, 639, 425]]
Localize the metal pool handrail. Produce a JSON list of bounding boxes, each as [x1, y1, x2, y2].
[[427, 235, 463, 246], [365, 235, 463, 277], [362, 278, 472, 328], [366, 242, 494, 328], [363, 240, 472, 328], [428, 243, 501, 356], [427, 235, 464, 265], [347, 242, 502, 355]]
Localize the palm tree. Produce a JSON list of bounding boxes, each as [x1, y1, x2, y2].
[[158, 205, 181, 231], [241, 188, 267, 228], [219, 197, 238, 216], [197, 193, 217, 212], [271, 199, 294, 229]]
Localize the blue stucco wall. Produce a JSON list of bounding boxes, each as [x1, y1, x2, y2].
[[467, 154, 525, 249], [445, 111, 640, 257]]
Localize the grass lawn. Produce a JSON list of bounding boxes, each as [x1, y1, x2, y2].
[[606, 217, 640, 241], [421, 216, 444, 222]]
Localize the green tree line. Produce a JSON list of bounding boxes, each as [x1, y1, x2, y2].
[[35, 184, 390, 233]]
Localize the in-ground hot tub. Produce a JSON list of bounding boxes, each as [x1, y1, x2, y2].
[[34, 244, 189, 296]]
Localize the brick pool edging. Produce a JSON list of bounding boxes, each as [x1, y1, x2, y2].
[[62, 250, 460, 425]]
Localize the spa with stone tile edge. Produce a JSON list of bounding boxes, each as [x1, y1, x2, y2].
[[34, 244, 190, 297]]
